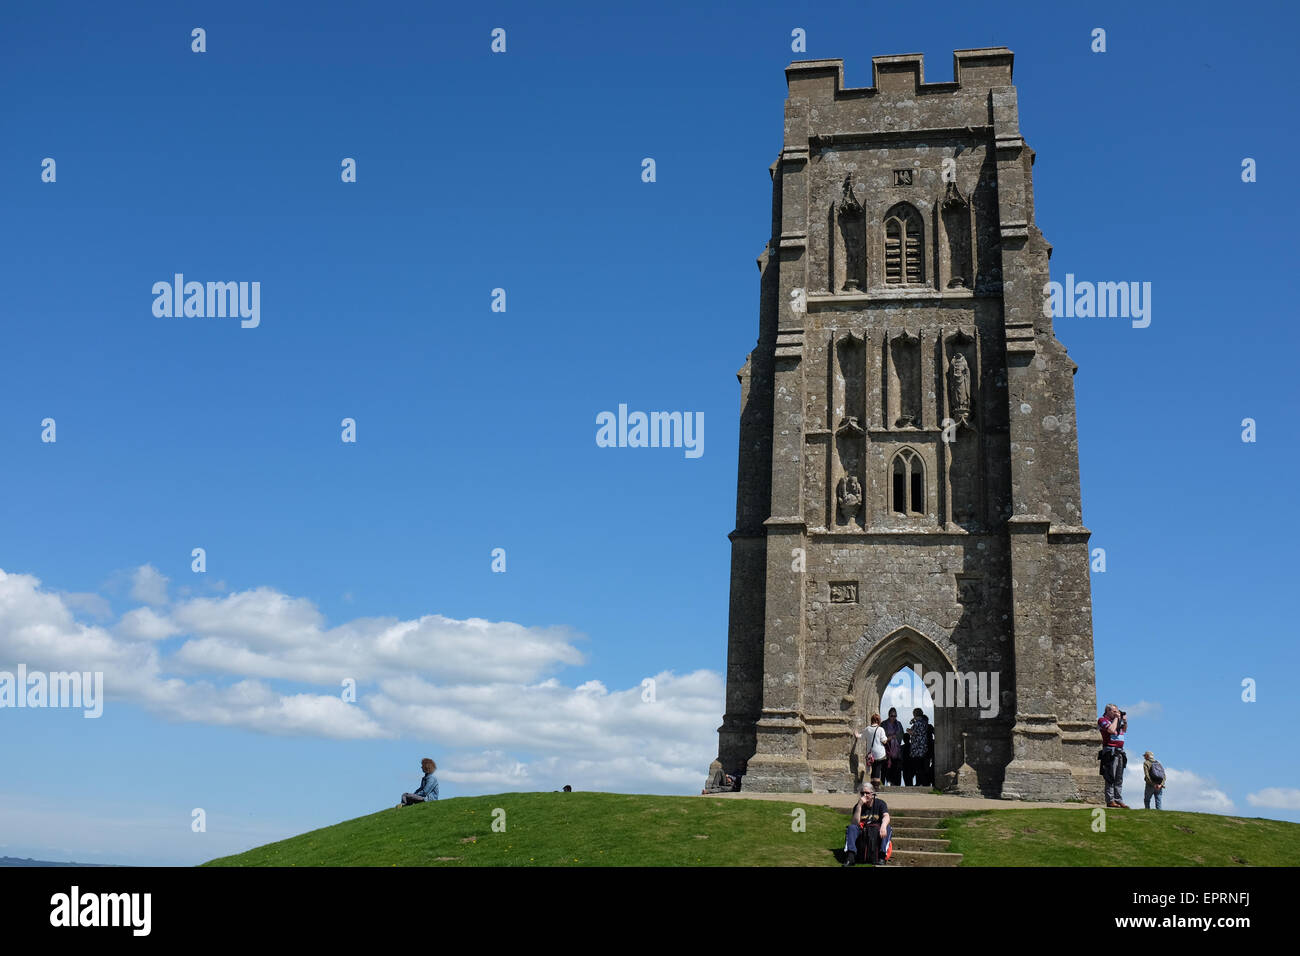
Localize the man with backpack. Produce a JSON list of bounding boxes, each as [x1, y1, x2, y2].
[[1143, 750, 1166, 810], [841, 783, 892, 866]]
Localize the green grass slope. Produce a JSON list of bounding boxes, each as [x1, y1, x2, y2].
[[203, 793, 1300, 867], [943, 809, 1300, 866], [203, 792, 848, 867]]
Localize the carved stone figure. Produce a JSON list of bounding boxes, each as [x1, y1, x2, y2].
[[837, 475, 862, 523], [837, 175, 865, 291], [949, 352, 972, 424], [941, 181, 972, 289]]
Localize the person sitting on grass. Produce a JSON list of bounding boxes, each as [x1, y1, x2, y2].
[[841, 782, 891, 866], [398, 758, 439, 807]]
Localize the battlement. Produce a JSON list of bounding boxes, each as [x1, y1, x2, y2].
[[786, 48, 1014, 98]]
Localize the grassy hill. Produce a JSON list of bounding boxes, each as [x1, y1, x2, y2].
[[204, 792, 845, 867], [202, 792, 1300, 867], [942, 807, 1300, 866]]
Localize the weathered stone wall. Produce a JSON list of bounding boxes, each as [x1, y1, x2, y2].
[[711, 49, 1100, 802]]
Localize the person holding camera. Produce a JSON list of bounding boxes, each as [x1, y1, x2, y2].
[[1098, 704, 1129, 808]]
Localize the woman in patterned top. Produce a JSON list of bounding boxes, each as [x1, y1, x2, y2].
[[907, 708, 932, 787]]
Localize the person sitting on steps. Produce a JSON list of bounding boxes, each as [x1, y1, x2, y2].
[[842, 782, 892, 866]]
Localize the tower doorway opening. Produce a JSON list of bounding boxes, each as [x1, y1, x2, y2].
[[878, 666, 936, 788]]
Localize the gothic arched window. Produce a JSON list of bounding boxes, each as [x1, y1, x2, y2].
[[884, 203, 924, 285], [891, 448, 925, 515]]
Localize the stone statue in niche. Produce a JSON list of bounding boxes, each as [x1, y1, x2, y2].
[[837, 175, 865, 292], [837, 475, 862, 524], [949, 352, 973, 426], [941, 181, 972, 289]]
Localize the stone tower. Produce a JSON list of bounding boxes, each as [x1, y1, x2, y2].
[[709, 49, 1100, 801]]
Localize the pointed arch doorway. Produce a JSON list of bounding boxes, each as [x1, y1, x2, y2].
[[847, 626, 960, 787]]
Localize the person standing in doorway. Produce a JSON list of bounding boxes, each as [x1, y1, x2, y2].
[[881, 708, 904, 787], [906, 708, 931, 787], [856, 714, 887, 790]]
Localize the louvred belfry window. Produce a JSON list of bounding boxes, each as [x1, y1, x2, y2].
[[884, 203, 924, 285]]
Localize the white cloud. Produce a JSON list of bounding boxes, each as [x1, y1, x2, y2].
[[136, 677, 385, 738], [58, 591, 113, 619], [116, 607, 179, 641], [371, 669, 719, 757], [168, 591, 584, 685], [1246, 787, 1300, 810], [129, 564, 169, 606], [1125, 700, 1162, 718], [1122, 763, 1234, 813], [0, 569, 379, 739], [438, 751, 532, 788], [0, 566, 723, 791]]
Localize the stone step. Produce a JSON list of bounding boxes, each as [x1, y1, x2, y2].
[[891, 837, 951, 852], [889, 819, 950, 831], [888, 849, 963, 868], [886, 807, 949, 818], [889, 816, 951, 832], [894, 822, 946, 837]]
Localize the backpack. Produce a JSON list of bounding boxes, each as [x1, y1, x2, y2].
[[1149, 760, 1166, 784]]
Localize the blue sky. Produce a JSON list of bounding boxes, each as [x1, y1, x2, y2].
[[2, 0, 1298, 865]]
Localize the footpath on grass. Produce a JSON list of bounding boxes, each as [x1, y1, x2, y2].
[[704, 789, 1081, 811]]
